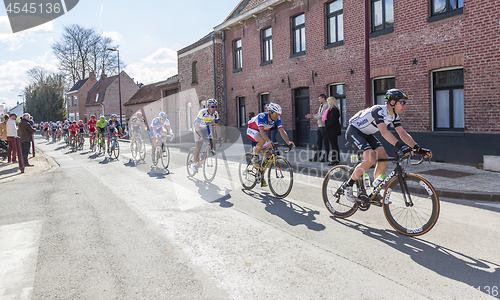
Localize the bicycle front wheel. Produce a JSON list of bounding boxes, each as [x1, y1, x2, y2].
[[383, 174, 440, 236], [131, 140, 138, 159], [152, 146, 160, 166], [322, 165, 359, 218], [203, 150, 217, 182], [238, 153, 258, 189], [112, 141, 120, 159], [138, 139, 146, 161], [161, 143, 170, 169], [267, 156, 293, 199], [186, 147, 196, 176]]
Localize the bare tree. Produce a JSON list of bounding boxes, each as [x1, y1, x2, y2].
[[52, 24, 120, 85]]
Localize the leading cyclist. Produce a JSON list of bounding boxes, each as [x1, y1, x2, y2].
[[344, 88, 432, 202], [191, 99, 223, 174]]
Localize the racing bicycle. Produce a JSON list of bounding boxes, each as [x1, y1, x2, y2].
[[130, 132, 146, 161], [321, 145, 439, 236], [187, 137, 223, 182], [152, 134, 172, 169], [239, 144, 294, 199], [107, 133, 121, 159]]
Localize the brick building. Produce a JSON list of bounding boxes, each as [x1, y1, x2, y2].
[[177, 32, 224, 140], [66, 72, 97, 122], [212, 0, 500, 163], [85, 71, 139, 123]]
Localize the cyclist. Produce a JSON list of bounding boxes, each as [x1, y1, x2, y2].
[[192, 99, 223, 174], [42, 122, 50, 139], [247, 102, 295, 186], [96, 116, 107, 151], [150, 111, 174, 163], [68, 120, 79, 146], [344, 88, 432, 202], [61, 120, 69, 140], [87, 114, 97, 147], [106, 114, 122, 152], [130, 112, 146, 151], [78, 120, 86, 145]]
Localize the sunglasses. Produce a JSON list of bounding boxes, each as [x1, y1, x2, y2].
[[399, 101, 407, 105]]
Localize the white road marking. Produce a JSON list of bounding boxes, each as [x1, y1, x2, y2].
[[0, 221, 42, 300]]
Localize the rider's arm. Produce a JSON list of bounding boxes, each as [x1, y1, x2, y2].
[[395, 126, 417, 148], [377, 123, 401, 147], [215, 123, 222, 139], [278, 127, 295, 149]]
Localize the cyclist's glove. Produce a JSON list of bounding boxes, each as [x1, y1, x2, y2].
[[413, 144, 432, 156], [396, 141, 412, 155]]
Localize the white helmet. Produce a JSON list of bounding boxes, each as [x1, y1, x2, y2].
[[207, 99, 218, 106], [267, 103, 282, 114]]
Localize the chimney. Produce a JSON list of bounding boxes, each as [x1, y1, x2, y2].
[[100, 71, 107, 80], [89, 72, 96, 80]]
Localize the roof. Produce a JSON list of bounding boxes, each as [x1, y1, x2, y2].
[[85, 74, 118, 106], [224, 0, 268, 22], [215, 0, 285, 32], [155, 74, 179, 87], [123, 80, 164, 106], [68, 78, 89, 93], [177, 32, 221, 55]]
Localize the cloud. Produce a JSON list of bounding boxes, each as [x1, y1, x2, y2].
[[124, 47, 178, 84], [0, 16, 54, 50], [102, 31, 121, 42]]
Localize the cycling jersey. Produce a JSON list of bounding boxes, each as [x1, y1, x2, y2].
[[130, 117, 145, 131], [194, 108, 219, 128], [150, 117, 170, 139], [107, 120, 121, 134], [68, 124, 79, 135], [96, 120, 107, 129], [88, 120, 97, 132], [78, 124, 85, 133], [247, 112, 283, 131], [348, 105, 401, 135]]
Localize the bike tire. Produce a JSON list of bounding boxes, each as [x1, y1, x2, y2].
[[79, 136, 84, 150], [131, 140, 138, 159], [238, 153, 258, 190], [186, 147, 196, 177], [112, 140, 120, 159], [322, 165, 359, 218], [383, 174, 440, 236], [160, 143, 170, 169], [203, 150, 217, 182], [138, 139, 146, 161], [267, 156, 293, 199]]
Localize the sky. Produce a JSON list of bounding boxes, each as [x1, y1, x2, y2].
[[0, 0, 238, 110]]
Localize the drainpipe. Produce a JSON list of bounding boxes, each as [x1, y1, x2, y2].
[[212, 33, 217, 100], [365, 0, 371, 108], [222, 30, 227, 126]]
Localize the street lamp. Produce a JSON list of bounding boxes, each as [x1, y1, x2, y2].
[[107, 48, 123, 125], [18, 94, 24, 113]]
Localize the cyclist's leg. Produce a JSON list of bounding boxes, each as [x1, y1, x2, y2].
[[150, 127, 157, 157], [345, 126, 376, 181], [193, 128, 206, 164]]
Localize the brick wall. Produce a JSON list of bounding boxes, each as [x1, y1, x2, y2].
[[100, 72, 139, 122], [220, 0, 500, 133]]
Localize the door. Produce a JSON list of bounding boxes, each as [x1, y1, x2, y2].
[[294, 88, 310, 147]]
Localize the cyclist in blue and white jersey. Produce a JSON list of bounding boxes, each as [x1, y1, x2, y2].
[[343, 89, 432, 202], [191, 99, 223, 174], [150, 112, 173, 163], [247, 103, 295, 183]]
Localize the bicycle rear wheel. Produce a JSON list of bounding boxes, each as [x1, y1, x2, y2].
[[161, 143, 170, 169], [267, 156, 293, 198], [238, 153, 258, 189], [90, 137, 96, 152], [112, 140, 120, 159], [186, 147, 196, 176], [203, 150, 217, 182], [322, 165, 359, 218], [383, 174, 440, 236]]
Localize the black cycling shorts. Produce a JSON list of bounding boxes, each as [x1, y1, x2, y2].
[[345, 125, 383, 151]]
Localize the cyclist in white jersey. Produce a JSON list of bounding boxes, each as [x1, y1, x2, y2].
[[191, 99, 223, 174], [344, 89, 432, 202]]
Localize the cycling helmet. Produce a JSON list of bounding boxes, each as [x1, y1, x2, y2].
[[385, 89, 408, 103], [267, 103, 282, 114], [90, 114, 96, 118], [111, 114, 118, 119], [207, 99, 218, 106], [100, 116, 106, 121], [79, 120, 83, 124], [136, 112, 143, 118], [72, 120, 77, 123], [159, 112, 167, 121]]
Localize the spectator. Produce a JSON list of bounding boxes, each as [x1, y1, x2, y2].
[[324, 97, 342, 166], [6, 113, 18, 163], [0, 114, 8, 142], [306, 94, 329, 162], [18, 113, 36, 167]]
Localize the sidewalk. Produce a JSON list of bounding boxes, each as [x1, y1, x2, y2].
[[0, 149, 59, 184], [170, 141, 500, 202]]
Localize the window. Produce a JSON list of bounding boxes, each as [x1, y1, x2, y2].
[[261, 27, 273, 65], [291, 14, 306, 57], [373, 77, 395, 105], [371, 0, 394, 37], [433, 69, 464, 131], [192, 61, 198, 84], [329, 84, 347, 128], [68, 96, 71, 106], [238, 97, 246, 128], [95, 93, 99, 103], [326, 0, 344, 48], [234, 39, 242, 72], [187, 103, 192, 131], [429, 0, 463, 21], [74, 96, 78, 106], [260, 93, 270, 113]]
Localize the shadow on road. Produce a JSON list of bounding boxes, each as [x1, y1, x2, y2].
[[332, 218, 500, 297], [147, 166, 171, 179], [188, 177, 233, 208], [242, 189, 325, 231]]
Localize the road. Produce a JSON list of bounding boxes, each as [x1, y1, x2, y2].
[[1, 136, 499, 299]]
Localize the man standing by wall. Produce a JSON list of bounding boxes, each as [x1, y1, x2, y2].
[[305, 94, 329, 162], [6, 113, 18, 163], [18, 113, 36, 167]]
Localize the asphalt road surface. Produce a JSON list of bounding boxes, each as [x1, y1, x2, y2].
[[1, 136, 499, 299]]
